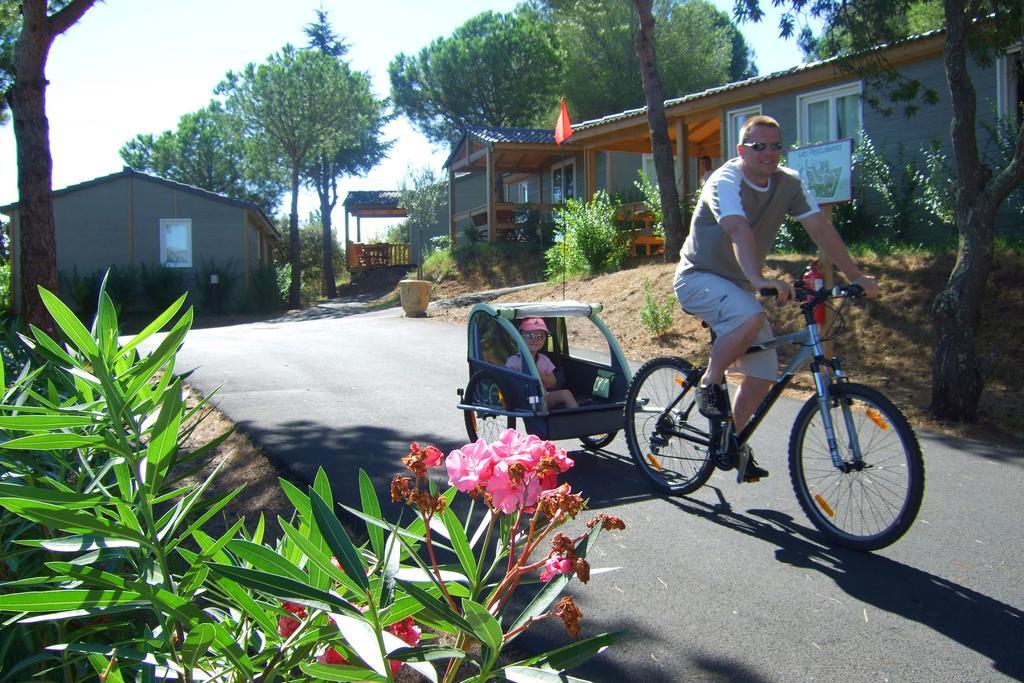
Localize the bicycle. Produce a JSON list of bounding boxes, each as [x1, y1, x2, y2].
[[623, 282, 925, 551]]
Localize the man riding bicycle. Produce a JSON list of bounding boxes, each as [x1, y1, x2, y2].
[[674, 115, 879, 482]]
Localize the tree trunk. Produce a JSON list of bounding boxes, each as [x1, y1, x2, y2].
[[631, 0, 683, 263], [929, 0, 1000, 421], [6, 0, 96, 331], [320, 190, 337, 299], [288, 166, 301, 309]]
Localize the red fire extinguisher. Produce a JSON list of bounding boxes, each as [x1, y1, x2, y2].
[[803, 260, 827, 326]]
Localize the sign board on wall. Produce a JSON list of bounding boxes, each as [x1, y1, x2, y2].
[[788, 138, 853, 205]]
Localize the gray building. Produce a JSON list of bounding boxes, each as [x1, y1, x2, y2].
[[2, 167, 280, 311], [447, 29, 1022, 245]]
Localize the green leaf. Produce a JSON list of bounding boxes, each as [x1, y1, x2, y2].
[[27, 325, 79, 367], [210, 573, 279, 636], [277, 519, 364, 596], [313, 467, 333, 508], [311, 491, 369, 593], [0, 433, 106, 450], [439, 506, 477, 584], [38, 286, 100, 357], [0, 483, 107, 508], [463, 598, 503, 668], [358, 469, 384, 560], [87, 653, 126, 683], [144, 378, 183, 492], [0, 589, 143, 612], [299, 662, 387, 681], [118, 292, 187, 357], [181, 623, 216, 672], [207, 563, 361, 616], [395, 580, 475, 636], [0, 414, 96, 430], [330, 612, 388, 676], [508, 574, 570, 637], [278, 477, 312, 519], [38, 535, 140, 553], [501, 666, 591, 682], [512, 632, 621, 672], [0, 501, 151, 547], [226, 539, 308, 583]]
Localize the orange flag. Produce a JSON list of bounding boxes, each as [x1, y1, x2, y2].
[[554, 98, 574, 144]]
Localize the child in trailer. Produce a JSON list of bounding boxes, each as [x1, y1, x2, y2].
[[505, 317, 578, 409]]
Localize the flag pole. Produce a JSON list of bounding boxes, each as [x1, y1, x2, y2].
[[554, 98, 574, 301]]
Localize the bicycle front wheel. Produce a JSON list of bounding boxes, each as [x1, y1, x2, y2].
[[789, 383, 924, 551], [624, 357, 715, 495]]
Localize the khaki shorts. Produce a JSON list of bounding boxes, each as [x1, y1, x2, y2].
[[674, 270, 777, 381]]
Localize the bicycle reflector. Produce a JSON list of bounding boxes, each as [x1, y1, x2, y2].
[[675, 375, 685, 386], [646, 453, 663, 471], [866, 408, 889, 430], [814, 494, 835, 517]]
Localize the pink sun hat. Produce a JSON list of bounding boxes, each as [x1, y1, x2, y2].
[[518, 317, 549, 334]]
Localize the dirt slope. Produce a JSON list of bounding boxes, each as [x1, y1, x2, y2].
[[428, 252, 1024, 446]]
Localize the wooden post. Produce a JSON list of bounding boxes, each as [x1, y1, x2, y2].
[[449, 167, 456, 245], [486, 146, 496, 242]]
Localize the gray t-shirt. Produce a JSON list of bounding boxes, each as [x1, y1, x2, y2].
[[676, 158, 819, 287]]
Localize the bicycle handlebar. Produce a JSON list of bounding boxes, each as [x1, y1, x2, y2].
[[759, 282, 865, 301]]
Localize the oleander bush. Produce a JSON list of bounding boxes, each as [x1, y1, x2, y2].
[[0, 280, 622, 681]]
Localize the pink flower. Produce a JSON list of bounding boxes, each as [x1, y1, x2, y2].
[[446, 439, 494, 492], [387, 616, 422, 646], [540, 555, 574, 582], [486, 458, 540, 513], [277, 601, 306, 637], [317, 647, 348, 665], [422, 445, 443, 468], [277, 615, 300, 638]]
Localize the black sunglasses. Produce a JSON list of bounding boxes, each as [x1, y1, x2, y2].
[[741, 142, 784, 152]]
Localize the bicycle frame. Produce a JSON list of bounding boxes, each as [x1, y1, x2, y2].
[[732, 297, 865, 470]]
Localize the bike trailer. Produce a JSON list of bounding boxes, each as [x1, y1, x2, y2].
[[457, 300, 632, 446]]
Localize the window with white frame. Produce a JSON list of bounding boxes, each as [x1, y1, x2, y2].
[[159, 218, 192, 268], [797, 82, 862, 145], [551, 159, 575, 203], [726, 105, 763, 157], [997, 45, 1023, 127], [505, 179, 529, 203]]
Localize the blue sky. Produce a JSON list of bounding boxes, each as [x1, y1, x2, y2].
[[0, 0, 814, 238]]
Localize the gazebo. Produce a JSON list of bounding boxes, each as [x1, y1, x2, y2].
[[341, 190, 412, 271]]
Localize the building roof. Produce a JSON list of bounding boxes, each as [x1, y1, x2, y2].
[[463, 126, 557, 144], [342, 190, 401, 209], [570, 27, 945, 133], [444, 126, 561, 169], [1, 166, 280, 240]]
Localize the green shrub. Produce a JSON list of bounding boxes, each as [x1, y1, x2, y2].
[[634, 170, 664, 238], [420, 245, 457, 282], [195, 258, 240, 315], [61, 267, 103, 320], [0, 261, 11, 317], [239, 261, 287, 314], [638, 278, 676, 336], [0, 285, 623, 681], [139, 262, 188, 311], [299, 222, 345, 301], [546, 191, 631, 279]]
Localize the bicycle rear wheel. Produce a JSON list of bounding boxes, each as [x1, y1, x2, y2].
[[463, 372, 516, 443], [624, 357, 715, 495], [789, 383, 924, 551]]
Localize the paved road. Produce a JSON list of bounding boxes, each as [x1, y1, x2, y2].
[[168, 300, 1024, 682]]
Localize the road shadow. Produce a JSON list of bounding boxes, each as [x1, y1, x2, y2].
[[656, 493, 1024, 680]]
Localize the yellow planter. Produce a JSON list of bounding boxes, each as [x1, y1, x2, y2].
[[399, 279, 431, 318]]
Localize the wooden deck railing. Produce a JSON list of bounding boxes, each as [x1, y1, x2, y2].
[[347, 242, 412, 272]]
